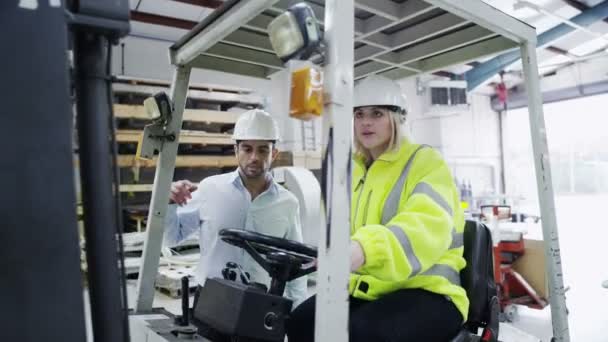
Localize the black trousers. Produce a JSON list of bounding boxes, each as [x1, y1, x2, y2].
[[286, 289, 463, 342]]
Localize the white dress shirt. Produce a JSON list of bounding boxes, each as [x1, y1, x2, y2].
[[163, 169, 308, 306]]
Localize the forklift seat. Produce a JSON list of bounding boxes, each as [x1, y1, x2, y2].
[[449, 220, 499, 342]]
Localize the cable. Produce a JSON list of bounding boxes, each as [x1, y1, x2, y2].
[[106, 41, 131, 342], [320, 128, 333, 248]]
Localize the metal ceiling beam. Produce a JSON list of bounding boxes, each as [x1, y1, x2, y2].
[[379, 68, 417, 80], [133, 0, 508, 82], [270, 0, 327, 21], [350, 0, 438, 72], [170, 0, 222, 9], [170, 0, 280, 66], [129, 11, 274, 52], [381, 36, 517, 80], [355, 60, 393, 78], [243, 13, 274, 33], [358, 33, 393, 50], [311, 0, 428, 25], [413, 36, 517, 72], [546, 45, 570, 55], [424, 0, 537, 43], [248, 7, 366, 38], [203, 42, 284, 69], [354, 0, 401, 21], [223, 30, 274, 52], [546, 45, 580, 59], [355, 45, 384, 62], [433, 70, 458, 78], [390, 26, 496, 64], [160, 0, 430, 57], [130, 11, 197, 30], [370, 57, 421, 73], [194, 55, 271, 79], [355, 13, 469, 62], [356, 0, 434, 38], [388, 13, 468, 48], [355, 25, 496, 79], [464, 0, 608, 90], [562, 0, 608, 24]]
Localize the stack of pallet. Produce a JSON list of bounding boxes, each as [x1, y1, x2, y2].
[[110, 76, 292, 233], [76, 76, 296, 292]]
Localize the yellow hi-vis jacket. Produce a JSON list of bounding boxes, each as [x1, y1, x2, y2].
[[350, 138, 469, 321]]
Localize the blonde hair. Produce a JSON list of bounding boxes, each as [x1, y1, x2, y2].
[[354, 109, 404, 164]]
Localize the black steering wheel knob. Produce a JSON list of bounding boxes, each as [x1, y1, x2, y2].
[[221, 268, 237, 281]]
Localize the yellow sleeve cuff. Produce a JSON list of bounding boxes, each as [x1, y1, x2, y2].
[[351, 224, 389, 274]]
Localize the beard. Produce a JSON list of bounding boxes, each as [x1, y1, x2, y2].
[[240, 161, 267, 179]]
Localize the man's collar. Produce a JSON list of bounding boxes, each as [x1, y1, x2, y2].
[[231, 168, 278, 195]]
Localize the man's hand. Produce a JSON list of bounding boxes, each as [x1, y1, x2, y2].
[[169, 180, 198, 205]]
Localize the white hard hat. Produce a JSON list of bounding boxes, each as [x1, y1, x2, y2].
[[353, 75, 408, 114], [232, 109, 280, 141]]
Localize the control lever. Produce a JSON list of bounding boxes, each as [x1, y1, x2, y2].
[[222, 267, 237, 281], [240, 272, 250, 285], [222, 262, 251, 284], [176, 276, 190, 326]]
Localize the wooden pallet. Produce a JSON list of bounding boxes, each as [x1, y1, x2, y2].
[[116, 151, 293, 171], [113, 75, 253, 95], [114, 104, 240, 124], [116, 129, 233, 146], [155, 265, 198, 298], [155, 284, 199, 299], [117, 155, 238, 168], [112, 83, 263, 105]]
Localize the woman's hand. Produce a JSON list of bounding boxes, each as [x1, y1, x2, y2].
[[350, 240, 365, 271], [311, 241, 365, 272]]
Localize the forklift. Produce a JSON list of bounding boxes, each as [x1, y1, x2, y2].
[[2, 1, 570, 341]]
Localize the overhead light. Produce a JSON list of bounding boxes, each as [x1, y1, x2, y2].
[[267, 3, 322, 62], [143, 92, 172, 122]]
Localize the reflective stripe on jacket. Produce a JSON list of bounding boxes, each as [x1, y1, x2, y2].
[[350, 138, 469, 320]]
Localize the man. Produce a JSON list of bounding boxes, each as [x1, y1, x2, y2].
[[163, 109, 307, 338]]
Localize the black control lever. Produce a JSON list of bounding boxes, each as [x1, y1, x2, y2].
[[222, 262, 251, 285], [222, 267, 237, 281], [176, 276, 190, 326]]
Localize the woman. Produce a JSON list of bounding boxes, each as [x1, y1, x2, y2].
[[287, 75, 468, 341]]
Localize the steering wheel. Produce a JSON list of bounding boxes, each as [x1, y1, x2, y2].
[[219, 228, 317, 296]]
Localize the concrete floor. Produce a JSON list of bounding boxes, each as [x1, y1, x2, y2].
[[84, 194, 608, 341], [84, 282, 544, 341], [505, 194, 608, 342]]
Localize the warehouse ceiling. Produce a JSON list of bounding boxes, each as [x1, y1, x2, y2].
[[125, 0, 608, 92]]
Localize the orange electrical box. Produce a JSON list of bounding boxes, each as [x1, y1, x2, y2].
[[290, 66, 323, 121]]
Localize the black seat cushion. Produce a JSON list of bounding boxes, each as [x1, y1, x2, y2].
[[449, 329, 471, 342], [461, 220, 497, 328]]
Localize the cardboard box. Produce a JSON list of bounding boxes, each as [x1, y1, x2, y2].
[[512, 238, 549, 299]]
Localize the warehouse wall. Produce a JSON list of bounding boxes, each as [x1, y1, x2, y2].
[[397, 77, 502, 196], [111, 36, 274, 100], [113, 36, 503, 196]]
